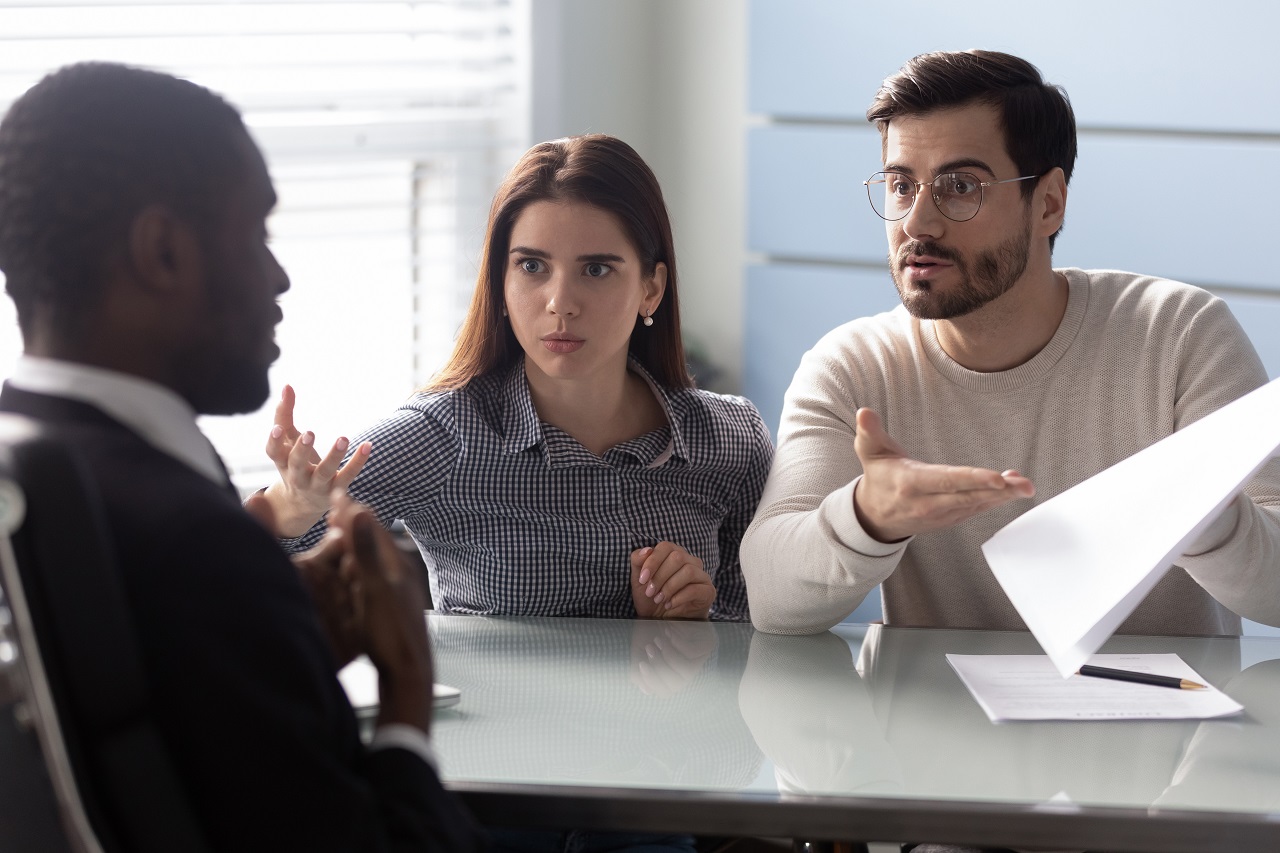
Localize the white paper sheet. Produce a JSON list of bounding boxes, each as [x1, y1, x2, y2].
[[946, 653, 1244, 722], [338, 656, 461, 710], [981, 377, 1280, 677]]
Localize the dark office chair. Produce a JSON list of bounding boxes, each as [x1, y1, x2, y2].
[[0, 414, 212, 853]]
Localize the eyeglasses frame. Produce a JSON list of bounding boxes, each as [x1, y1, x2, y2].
[[863, 170, 1042, 223]]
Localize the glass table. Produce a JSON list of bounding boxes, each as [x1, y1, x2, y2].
[[424, 614, 1280, 852]]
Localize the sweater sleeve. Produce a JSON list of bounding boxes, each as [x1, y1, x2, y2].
[[740, 339, 909, 635], [1172, 298, 1280, 626]]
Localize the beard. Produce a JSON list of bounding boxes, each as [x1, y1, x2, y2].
[[177, 340, 276, 416], [178, 258, 280, 417], [890, 217, 1032, 320]]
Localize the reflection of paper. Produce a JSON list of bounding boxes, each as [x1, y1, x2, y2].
[[947, 654, 1244, 722], [982, 377, 1280, 677]]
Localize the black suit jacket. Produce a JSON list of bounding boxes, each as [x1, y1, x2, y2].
[[0, 385, 483, 853]]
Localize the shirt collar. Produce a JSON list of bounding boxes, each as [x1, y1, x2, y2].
[[7, 356, 230, 485], [630, 360, 688, 464], [498, 361, 544, 455], [497, 357, 689, 464]]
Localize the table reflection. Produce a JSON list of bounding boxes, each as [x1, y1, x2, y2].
[[1156, 657, 1280, 812], [739, 623, 1277, 813], [429, 614, 1280, 821], [738, 630, 903, 796], [430, 615, 761, 790]]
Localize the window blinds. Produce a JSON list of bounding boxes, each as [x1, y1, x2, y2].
[[0, 1, 528, 486]]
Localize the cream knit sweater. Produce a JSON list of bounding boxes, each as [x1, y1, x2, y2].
[[742, 268, 1280, 635]]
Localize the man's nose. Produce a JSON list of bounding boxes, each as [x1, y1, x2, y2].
[[900, 184, 946, 241], [266, 246, 290, 296]]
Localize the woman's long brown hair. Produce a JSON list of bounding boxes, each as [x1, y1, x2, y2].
[[426, 134, 692, 392]]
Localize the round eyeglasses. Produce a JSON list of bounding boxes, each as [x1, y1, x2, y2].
[[864, 171, 1041, 223]]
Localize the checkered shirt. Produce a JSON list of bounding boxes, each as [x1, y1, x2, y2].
[[282, 359, 773, 621]]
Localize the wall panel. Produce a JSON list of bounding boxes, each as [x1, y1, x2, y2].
[[749, 126, 1280, 293], [745, 263, 900, 436], [750, 0, 1280, 133]]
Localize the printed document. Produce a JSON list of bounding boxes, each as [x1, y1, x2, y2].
[[946, 653, 1244, 722]]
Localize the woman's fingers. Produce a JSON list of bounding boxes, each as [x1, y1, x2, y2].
[[272, 384, 301, 439], [265, 423, 292, 468], [661, 582, 715, 618], [313, 436, 351, 481], [333, 441, 374, 490]]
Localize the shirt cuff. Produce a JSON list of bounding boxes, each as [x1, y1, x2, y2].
[[371, 723, 438, 769], [827, 476, 912, 558]]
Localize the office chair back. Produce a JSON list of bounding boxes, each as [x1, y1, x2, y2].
[[0, 414, 211, 853], [0, 463, 80, 853]]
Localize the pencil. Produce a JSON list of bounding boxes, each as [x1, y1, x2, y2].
[[1077, 664, 1206, 690]]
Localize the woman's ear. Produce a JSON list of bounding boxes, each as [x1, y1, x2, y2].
[[644, 261, 668, 314]]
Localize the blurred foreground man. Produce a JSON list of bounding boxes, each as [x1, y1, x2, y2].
[[0, 62, 483, 852]]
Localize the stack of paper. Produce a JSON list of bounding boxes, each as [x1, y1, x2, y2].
[[982, 378, 1280, 677]]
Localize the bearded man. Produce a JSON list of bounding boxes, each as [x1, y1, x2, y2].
[[740, 49, 1280, 637]]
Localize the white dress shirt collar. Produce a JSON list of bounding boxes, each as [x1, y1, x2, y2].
[[7, 356, 229, 486]]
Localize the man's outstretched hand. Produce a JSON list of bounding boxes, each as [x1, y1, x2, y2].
[[852, 407, 1034, 543]]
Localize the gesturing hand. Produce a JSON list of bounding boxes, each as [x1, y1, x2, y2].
[[262, 384, 373, 537], [630, 541, 716, 620], [853, 407, 1034, 543]]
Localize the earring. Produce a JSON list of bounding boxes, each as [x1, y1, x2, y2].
[[642, 310, 654, 327]]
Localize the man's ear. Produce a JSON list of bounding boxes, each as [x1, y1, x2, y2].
[[127, 204, 202, 294], [1034, 167, 1068, 240]]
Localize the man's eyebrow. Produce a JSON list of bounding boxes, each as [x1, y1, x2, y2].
[[882, 158, 998, 178], [938, 158, 997, 176]]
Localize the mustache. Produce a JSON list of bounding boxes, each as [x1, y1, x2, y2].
[[897, 240, 962, 266]]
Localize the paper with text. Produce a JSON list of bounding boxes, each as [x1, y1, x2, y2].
[[982, 377, 1280, 677], [947, 653, 1243, 722]]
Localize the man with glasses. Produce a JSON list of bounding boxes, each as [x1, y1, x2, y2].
[[740, 49, 1280, 638]]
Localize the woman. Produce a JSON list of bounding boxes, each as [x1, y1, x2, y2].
[[251, 134, 772, 621]]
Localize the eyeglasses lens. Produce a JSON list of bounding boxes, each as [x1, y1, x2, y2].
[[867, 172, 983, 223]]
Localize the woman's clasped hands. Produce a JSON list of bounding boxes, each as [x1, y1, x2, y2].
[[629, 541, 716, 620]]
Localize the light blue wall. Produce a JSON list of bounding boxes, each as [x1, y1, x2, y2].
[[746, 0, 1280, 632], [747, 0, 1280, 434]]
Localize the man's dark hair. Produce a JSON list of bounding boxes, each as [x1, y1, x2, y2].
[[867, 50, 1077, 249], [0, 62, 250, 341]]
